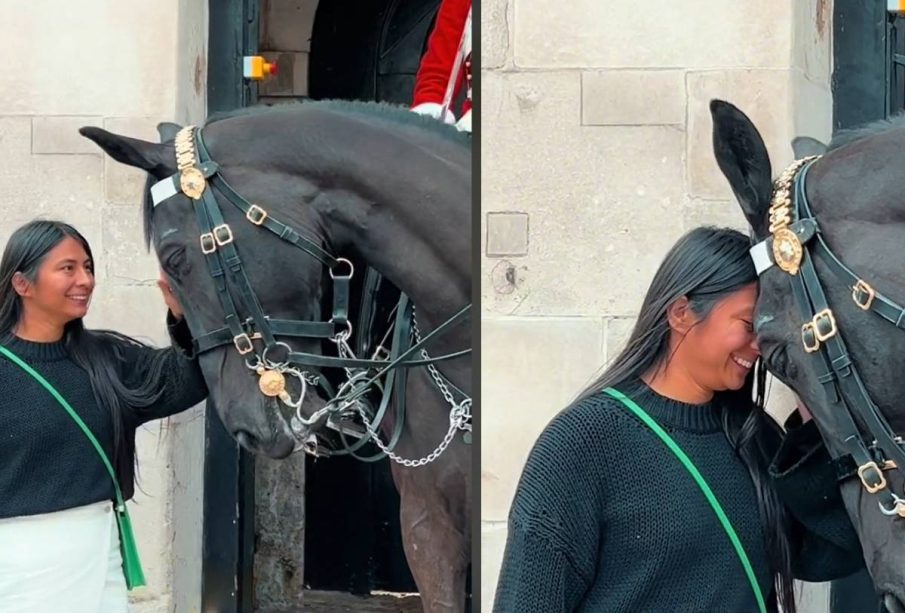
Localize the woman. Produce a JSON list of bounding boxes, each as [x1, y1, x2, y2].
[[0, 220, 208, 612], [493, 227, 863, 613]]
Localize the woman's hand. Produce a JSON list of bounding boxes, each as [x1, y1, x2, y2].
[[157, 274, 184, 321]]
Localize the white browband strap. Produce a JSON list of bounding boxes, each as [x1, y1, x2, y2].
[[151, 175, 180, 207], [749, 239, 774, 276]]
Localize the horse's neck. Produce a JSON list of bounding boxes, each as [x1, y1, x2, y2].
[[312, 178, 468, 334]]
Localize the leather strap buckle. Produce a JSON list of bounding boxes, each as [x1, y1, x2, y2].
[[213, 224, 234, 246], [801, 322, 820, 353], [200, 232, 217, 254], [813, 309, 837, 342], [233, 333, 256, 355], [246, 204, 268, 226], [858, 461, 888, 494], [852, 280, 875, 311]]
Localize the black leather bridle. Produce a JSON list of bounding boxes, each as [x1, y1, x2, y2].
[[149, 125, 471, 458], [750, 156, 905, 518]]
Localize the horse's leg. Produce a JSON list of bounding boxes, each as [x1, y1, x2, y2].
[[393, 462, 470, 613]]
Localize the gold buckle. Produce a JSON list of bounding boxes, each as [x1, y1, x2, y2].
[[233, 333, 255, 355], [813, 309, 837, 342], [246, 204, 268, 226], [852, 280, 875, 311], [858, 461, 888, 494], [200, 233, 216, 254], [801, 322, 820, 353], [213, 224, 234, 246]]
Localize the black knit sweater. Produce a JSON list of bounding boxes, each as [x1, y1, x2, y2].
[[493, 382, 864, 613], [0, 316, 208, 519]]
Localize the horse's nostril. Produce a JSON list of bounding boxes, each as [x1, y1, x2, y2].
[[884, 592, 905, 613]]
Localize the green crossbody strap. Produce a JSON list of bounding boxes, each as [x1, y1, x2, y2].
[[603, 387, 767, 613], [0, 345, 146, 590]]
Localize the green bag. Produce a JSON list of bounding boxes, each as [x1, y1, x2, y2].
[[603, 387, 767, 613], [0, 345, 146, 590]]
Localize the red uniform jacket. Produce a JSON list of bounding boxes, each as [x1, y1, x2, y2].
[[411, 0, 472, 129]]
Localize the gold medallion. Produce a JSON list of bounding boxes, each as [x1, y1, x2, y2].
[[180, 167, 207, 200], [772, 227, 803, 275], [258, 369, 286, 397]]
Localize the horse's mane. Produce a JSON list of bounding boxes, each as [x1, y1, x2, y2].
[[828, 111, 905, 151], [204, 98, 470, 146]]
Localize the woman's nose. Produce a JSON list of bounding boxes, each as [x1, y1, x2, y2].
[[77, 267, 94, 287]]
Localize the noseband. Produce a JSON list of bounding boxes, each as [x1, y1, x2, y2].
[[149, 125, 472, 462], [750, 156, 905, 518]]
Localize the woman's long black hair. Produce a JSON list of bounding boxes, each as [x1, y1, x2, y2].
[[575, 226, 795, 613], [0, 220, 172, 481]]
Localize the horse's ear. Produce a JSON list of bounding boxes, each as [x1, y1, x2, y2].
[[791, 136, 828, 158], [710, 99, 773, 233], [156, 122, 183, 144], [79, 127, 175, 180]]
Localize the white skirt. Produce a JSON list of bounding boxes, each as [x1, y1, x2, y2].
[[0, 500, 128, 613]]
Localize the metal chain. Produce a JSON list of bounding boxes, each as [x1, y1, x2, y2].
[[324, 317, 469, 467], [411, 307, 472, 433], [355, 399, 469, 467]]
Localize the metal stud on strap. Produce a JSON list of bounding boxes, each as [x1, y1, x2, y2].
[[852, 280, 875, 311], [246, 204, 268, 226], [213, 224, 234, 246], [200, 233, 217, 254]]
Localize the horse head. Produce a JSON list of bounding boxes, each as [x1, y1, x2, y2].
[[711, 99, 905, 608], [81, 103, 471, 462], [79, 111, 355, 459]]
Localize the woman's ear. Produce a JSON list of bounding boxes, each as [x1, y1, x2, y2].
[[11, 272, 31, 298], [666, 296, 695, 335]]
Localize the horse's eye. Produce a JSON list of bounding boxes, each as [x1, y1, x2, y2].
[[163, 247, 189, 277], [767, 345, 798, 382]]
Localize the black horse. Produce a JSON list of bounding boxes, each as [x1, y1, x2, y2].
[[711, 99, 905, 610], [81, 101, 472, 612]]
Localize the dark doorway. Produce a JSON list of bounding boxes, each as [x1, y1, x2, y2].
[[303, 0, 441, 599]]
